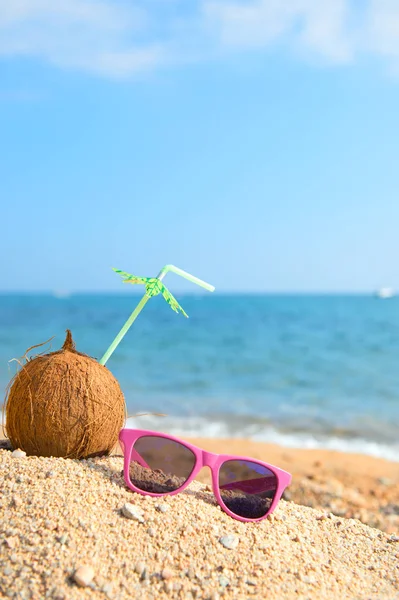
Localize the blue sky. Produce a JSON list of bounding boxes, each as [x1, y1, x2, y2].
[[1, 0, 399, 293]]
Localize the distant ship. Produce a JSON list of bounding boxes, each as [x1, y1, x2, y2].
[[375, 287, 396, 299], [52, 290, 71, 299]]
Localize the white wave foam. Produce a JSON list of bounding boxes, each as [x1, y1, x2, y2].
[[126, 415, 399, 462]]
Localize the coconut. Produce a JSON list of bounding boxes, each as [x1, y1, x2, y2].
[[4, 330, 126, 459]]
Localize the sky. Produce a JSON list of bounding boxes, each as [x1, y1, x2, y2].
[[1, 0, 399, 293]]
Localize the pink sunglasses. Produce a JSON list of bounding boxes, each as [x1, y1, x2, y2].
[[119, 429, 292, 522]]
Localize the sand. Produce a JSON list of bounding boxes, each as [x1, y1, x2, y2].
[[0, 436, 398, 600]]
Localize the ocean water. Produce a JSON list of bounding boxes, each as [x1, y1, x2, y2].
[[1, 293, 398, 461]]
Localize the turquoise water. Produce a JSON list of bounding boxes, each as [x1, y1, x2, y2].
[[1, 293, 398, 460]]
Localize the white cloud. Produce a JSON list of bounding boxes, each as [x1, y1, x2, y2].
[[1, 0, 399, 77], [0, 0, 132, 29], [203, 0, 354, 63], [366, 0, 399, 62], [0, 0, 166, 76], [204, 0, 399, 70], [298, 1, 354, 62]]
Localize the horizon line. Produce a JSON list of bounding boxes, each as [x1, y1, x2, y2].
[[0, 290, 396, 296]]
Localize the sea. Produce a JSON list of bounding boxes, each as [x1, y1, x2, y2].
[[0, 293, 398, 461]]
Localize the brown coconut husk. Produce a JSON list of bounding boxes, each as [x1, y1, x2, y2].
[[3, 330, 126, 459]]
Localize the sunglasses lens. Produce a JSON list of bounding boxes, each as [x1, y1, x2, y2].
[[129, 436, 196, 494], [219, 460, 278, 519]]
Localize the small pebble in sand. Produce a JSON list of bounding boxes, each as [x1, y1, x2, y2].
[[163, 580, 174, 593], [219, 534, 239, 550], [134, 562, 146, 575], [5, 536, 19, 549], [378, 477, 393, 486], [58, 534, 68, 545], [219, 575, 230, 587], [102, 582, 114, 596], [316, 513, 328, 521], [161, 567, 175, 580], [156, 503, 169, 513], [121, 503, 145, 523], [11, 449, 26, 458], [73, 565, 95, 587], [11, 495, 22, 508]]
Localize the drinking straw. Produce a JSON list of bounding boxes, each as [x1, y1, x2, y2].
[[99, 264, 215, 366]]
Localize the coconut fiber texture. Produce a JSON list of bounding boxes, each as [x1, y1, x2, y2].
[[3, 330, 126, 459]]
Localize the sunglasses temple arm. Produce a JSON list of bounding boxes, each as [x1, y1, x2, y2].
[[129, 448, 151, 470]]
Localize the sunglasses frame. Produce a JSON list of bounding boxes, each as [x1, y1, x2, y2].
[[119, 428, 292, 522]]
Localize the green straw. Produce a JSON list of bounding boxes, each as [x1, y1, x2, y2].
[[99, 264, 215, 366]]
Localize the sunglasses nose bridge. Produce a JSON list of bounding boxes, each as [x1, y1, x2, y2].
[[201, 450, 218, 469]]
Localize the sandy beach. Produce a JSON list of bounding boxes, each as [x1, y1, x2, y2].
[[1, 432, 398, 599]]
